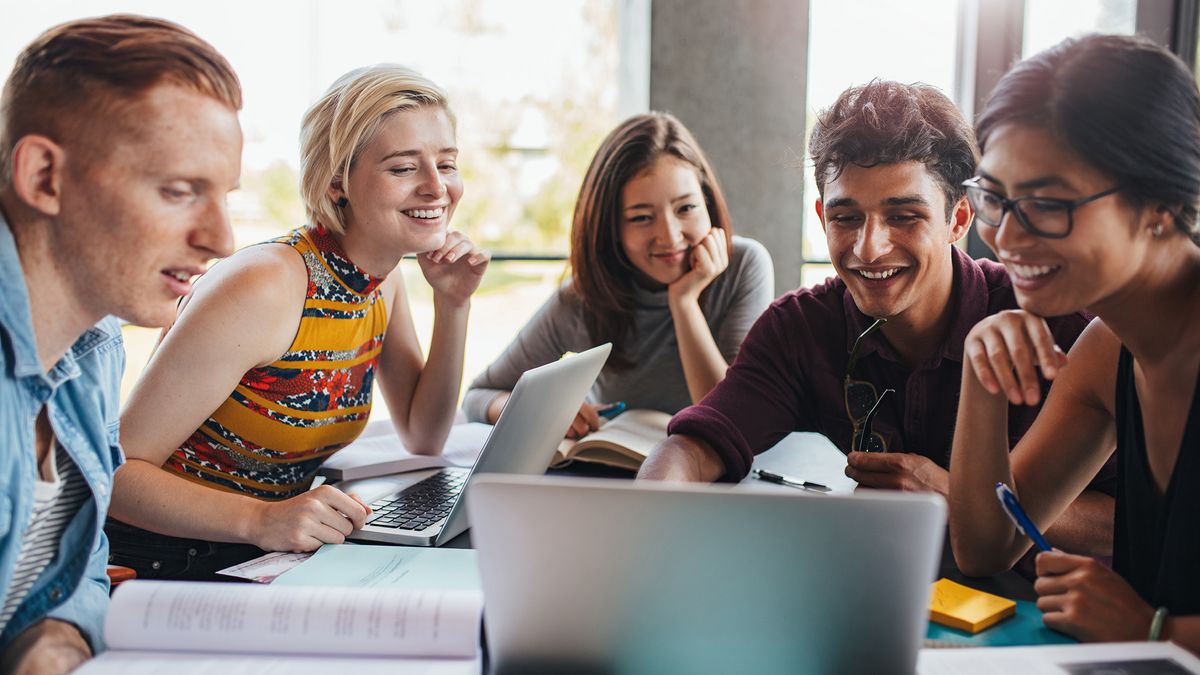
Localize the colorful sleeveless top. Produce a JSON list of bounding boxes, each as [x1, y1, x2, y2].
[[164, 226, 387, 500]]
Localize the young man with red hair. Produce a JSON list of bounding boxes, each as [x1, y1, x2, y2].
[[0, 15, 241, 672]]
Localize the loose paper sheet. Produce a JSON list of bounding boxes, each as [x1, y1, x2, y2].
[[273, 545, 481, 590]]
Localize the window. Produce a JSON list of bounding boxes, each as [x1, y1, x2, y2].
[[1, 1, 619, 413], [1023, 0, 1136, 58]]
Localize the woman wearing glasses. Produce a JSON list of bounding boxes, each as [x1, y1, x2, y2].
[[949, 34, 1200, 651], [462, 112, 774, 438]]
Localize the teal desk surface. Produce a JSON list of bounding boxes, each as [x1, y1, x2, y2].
[[926, 599, 1076, 647]]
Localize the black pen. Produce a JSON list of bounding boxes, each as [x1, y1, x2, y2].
[[752, 469, 830, 492]]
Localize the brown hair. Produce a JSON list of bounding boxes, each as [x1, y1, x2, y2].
[[569, 111, 733, 369], [1, 14, 242, 184], [809, 80, 977, 216]]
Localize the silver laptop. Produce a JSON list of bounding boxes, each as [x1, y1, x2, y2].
[[348, 343, 610, 547], [468, 475, 946, 675]]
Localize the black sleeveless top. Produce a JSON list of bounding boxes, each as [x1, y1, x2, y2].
[[1113, 347, 1200, 612]]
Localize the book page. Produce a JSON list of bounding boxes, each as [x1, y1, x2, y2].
[[318, 434, 448, 480], [104, 581, 481, 659], [566, 409, 671, 464], [79, 652, 480, 675]]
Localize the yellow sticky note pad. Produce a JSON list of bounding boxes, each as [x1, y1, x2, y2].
[[928, 578, 1016, 634]]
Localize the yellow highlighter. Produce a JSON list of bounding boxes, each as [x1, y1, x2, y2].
[[928, 578, 1016, 634]]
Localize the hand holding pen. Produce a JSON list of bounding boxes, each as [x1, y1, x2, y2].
[[998, 482, 1153, 643], [565, 401, 626, 439], [598, 401, 626, 419]]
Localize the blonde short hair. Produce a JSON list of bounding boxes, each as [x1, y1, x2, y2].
[[299, 64, 451, 234]]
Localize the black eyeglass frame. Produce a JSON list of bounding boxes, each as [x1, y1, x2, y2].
[[961, 178, 1120, 239], [844, 317, 889, 453], [856, 387, 894, 453]]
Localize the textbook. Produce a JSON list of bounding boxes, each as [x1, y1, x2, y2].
[[551, 408, 672, 471], [318, 419, 490, 481], [928, 577, 1016, 633], [76, 580, 482, 674]]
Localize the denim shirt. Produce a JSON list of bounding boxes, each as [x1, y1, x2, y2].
[[0, 215, 124, 652]]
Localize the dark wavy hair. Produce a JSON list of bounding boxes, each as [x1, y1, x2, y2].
[[809, 80, 978, 217], [976, 33, 1200, 245], [569, 112, 733, 369]]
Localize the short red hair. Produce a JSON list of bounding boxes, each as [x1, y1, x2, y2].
[[0, 14, 242, 183]]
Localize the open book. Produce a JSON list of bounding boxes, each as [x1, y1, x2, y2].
[[318, 419, 491, 481], [552, 408, 672, 471], [78, 580, 482, 674]]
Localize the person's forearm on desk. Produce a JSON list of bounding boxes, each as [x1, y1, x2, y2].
[[0, 619, 91, 675], [1043, 489, 1114, 558], [637, 434, 725, 482], [111, 460, 368, 552]]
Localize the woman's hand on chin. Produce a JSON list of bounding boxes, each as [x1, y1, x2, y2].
[[418, 229, 490, 306], [963, 309, 1069, 406], [668, 227, 728, 305]]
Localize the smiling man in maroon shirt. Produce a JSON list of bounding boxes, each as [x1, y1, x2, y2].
[[638, 81, 1114, 557]]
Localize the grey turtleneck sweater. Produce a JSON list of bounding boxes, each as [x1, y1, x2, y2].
[[462, 236, 774, 421]]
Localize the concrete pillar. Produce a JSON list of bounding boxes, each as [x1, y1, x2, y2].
[[648, 0, 810, 293]]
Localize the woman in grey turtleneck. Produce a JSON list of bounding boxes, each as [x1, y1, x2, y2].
[[463, 112, 774, 438]]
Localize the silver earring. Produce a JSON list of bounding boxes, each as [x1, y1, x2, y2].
[[1152, 223, 1165, 237]]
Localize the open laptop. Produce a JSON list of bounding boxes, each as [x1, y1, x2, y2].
[[468, 474, 946, 675], [347, 343, 611, 547]]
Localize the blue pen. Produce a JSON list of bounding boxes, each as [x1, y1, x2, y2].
[[995, 482, 1051, 552], [598, 401, 626, 419]]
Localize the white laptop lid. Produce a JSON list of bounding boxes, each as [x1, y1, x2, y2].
[[437, 343, 612, 541], [349, 343, 611, 546], [468, 475, 945, 675]]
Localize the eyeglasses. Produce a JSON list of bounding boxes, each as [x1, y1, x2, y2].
[[962, 178, 1120, 239], [844, 317, 893, 453]]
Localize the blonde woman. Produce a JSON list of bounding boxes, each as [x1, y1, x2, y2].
[[108, 65, 489, 577]]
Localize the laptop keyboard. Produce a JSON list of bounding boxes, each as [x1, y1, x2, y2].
[[364, 468, 468, 532]]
